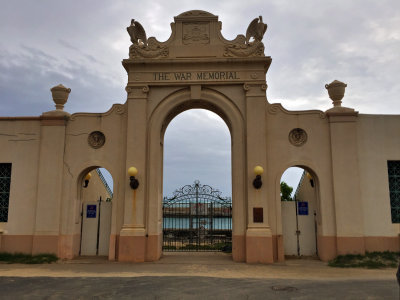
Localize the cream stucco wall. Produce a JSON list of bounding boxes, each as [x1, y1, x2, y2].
[[0, 120, 41, 237], [357, 115, 400, 239]]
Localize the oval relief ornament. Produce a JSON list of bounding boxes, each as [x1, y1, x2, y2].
[[289, 128, 307, 146], [88, 131, 106, 149]]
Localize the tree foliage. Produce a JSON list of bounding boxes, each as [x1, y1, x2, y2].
[[280, 181, 293, 201]]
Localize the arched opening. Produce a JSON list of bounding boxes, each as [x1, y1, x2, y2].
[[280, 166, 320, 259], [162, 109, 232, 252], [146, 88, 246, 262], [78, 167, 113, 257]]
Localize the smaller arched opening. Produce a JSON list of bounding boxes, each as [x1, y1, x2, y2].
[[280, 166, 321, 259], [77, 167, 113, 257]]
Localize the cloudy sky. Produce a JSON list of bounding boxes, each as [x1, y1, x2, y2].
[[1, 1, 399, 196]]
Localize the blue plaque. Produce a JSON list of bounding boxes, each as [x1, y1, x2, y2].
[[87, 205, 97, 218], [297, 201, 308, 215]]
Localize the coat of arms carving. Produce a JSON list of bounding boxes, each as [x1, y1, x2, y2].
[[289, 128, 307, 147], [183, 23, 210, 45], [88, 131, 106, 149]]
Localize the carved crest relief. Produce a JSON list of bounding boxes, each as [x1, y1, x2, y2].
[[183, 23, 210, 45], [88, 131, 106, 149], [289, 128, 307, 146]]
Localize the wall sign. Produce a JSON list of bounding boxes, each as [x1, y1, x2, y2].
[[87, 205, 97, 218], [253, 207, 263, 223], [297, 202, 308, 215]]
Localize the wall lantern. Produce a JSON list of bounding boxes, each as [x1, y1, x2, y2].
[[83, 172, 92, 188], [306, 172, 314, 188], [128, 167, 139, 190], [253, 166, 264, 189]]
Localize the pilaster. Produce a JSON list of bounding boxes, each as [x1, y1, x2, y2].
[[33, 115, 68, 255], [119, 85, 149, 262], [327, 108, 365, 255], [244, 83, 273, 263]]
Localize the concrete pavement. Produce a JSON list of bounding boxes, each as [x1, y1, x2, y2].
[[0, 253, 398, 299]]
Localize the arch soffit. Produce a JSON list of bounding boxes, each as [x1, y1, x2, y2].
[[148, 87, 245, 139], [70, 161, 116, 203], [275, 160, 321, 198], [278, 160, 321, 180], [69, 159, 116, 185]]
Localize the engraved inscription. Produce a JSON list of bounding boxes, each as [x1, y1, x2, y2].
[[153, 71, 239, 81]]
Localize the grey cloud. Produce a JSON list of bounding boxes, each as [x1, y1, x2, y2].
[[0, 45, 125, 116]]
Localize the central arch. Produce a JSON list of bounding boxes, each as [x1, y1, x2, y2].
[[146, 87, 246, 261]]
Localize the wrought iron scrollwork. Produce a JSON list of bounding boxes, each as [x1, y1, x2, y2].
[[163, 180, 232, 206]]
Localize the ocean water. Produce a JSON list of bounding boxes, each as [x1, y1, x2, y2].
[[163, 217, 231, 230]]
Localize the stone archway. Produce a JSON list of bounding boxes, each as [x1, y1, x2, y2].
[[146, 88, 246, 261], [118, 11, 274, 263]]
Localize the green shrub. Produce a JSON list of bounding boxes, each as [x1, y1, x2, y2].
[[328, 251, 399, 269], [0, 252, 58, 264]]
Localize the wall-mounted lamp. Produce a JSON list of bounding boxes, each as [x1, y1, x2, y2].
[[83, 172, 92, 188], [306, 172, 314, 188], [128, 167, 139, 190], [253, 166, 264, 189]]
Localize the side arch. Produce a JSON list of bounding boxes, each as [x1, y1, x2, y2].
[[59, 159, 121, 260], [273, 160, 337, 261]]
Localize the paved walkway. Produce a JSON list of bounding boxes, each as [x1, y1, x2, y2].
[[0, 253, 398, 299], [0, 252, 396, 280]]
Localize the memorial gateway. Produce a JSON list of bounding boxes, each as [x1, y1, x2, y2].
[[0, 10, 399, 263]]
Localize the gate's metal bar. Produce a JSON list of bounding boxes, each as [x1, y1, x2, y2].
[[196, 182, 199, 251]]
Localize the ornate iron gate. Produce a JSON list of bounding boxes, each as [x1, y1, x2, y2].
[[163, 180, 232, 252]]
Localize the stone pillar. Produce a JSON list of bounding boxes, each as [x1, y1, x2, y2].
[[33, 85, 70, 255], [325, 80, 365, 255], [118, 85, 149, 262], [243, 83, 274, 263]]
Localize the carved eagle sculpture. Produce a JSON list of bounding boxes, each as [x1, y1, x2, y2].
[[246, 16, 267, 44], [127, 19, 147, 46]]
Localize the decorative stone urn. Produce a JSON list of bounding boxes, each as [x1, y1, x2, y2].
[[325, 80, 347, 107], [50, 84, 71, 110]]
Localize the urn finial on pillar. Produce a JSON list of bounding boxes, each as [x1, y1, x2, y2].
[[325, 80, 347, 107], [42, 84, 71, 117], [50, 84, 71, 111]]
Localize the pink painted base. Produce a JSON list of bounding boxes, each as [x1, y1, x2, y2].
[[317, 236, 337, 261], [272, 235, 284, 262], [232, 235, 245, 262], [58, 234, 80, 259], [245, 235, 274, 263], [32, 235, 58, 255], [0, 235, 33, 253], [337, 236, 366, 255], [118, 235, 146, 262], [145, 235, 162, 261]]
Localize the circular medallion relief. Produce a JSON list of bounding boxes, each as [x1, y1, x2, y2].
[[289, 128, 307, 146], [88, 131, 106, 149]]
